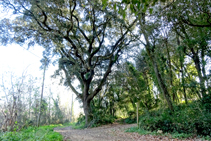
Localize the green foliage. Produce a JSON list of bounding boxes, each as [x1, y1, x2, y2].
[[89, 103, 116, 127], [91, 114, 116, 127], [118, 117, 136, 124], [0, 125, 63, 141], [75, 113, 85, 127], [201, 94, 211, 111], [138, 101, 211, 136], [63, 115, 86, 129]]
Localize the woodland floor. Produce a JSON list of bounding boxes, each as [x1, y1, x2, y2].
[[54, 123, 204, 141]]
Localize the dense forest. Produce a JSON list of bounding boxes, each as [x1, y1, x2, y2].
[[0, 0, 211, 139]]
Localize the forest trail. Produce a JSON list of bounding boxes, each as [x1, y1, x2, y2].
[[54, 123, 201, 141]]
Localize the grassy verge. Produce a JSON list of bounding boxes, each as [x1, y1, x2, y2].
[[0, 124, 63, 141], [126, 127, 211, 140]]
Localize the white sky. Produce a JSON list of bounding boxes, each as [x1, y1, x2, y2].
[[0, 44, 83, 117]]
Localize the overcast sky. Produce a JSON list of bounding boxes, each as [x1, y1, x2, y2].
[[0, 43, 83, 116]]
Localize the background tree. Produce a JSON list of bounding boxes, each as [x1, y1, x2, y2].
[[0, 71, 70, 131]]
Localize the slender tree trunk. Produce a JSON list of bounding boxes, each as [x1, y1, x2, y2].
[[37, 60, 47, 127], [137, 101, 139, 128], [48, 96, 51, 125], [70, 93, 74, 122], [29, 88, 31, 120], [35, 95, 37, 125], [177, 35, 188, 104], [165, 41, 177, 102], [181, 66, 188, 104]]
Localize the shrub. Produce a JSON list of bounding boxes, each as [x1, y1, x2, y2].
[[76, 113, 85, 126], [202, 94, 211, 111], [138, 101, 211, 136], [124, 117, 136, 124]]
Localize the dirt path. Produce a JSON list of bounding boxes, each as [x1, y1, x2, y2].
[[54, 123, 202, 141]]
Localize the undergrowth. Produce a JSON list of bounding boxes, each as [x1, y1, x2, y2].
[[136, 97, 211, 138], [0, 124, 63, 141]]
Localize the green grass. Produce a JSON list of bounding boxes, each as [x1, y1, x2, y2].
[[0, 124, 63, 141], [0, 122, 87, 141]]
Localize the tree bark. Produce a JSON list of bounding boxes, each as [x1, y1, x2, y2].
[[83, 99, 92, 127]]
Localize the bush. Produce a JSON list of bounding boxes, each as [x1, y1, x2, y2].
[[124, 117, 136, 124], [90, 114, 116, 127], [202, 94, 211, 111], [76, 113, 85, 126], [138, 101, 211, 136]]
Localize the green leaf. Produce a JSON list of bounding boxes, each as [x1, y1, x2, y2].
[[143, 5, 147, 13], [132, 0, 138, 4], [114, 3, 117, 11], [123, 11, 126, 19], [149, 8, 153, 14], [102, 0, 107, 5], [130, 4, 134, 12], [102, 0, 107, 10]]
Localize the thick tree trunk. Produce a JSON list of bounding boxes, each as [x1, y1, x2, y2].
[[181, 67, 188, 104], [83, 99, 92, 127], [201, 49, 211, 95]]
